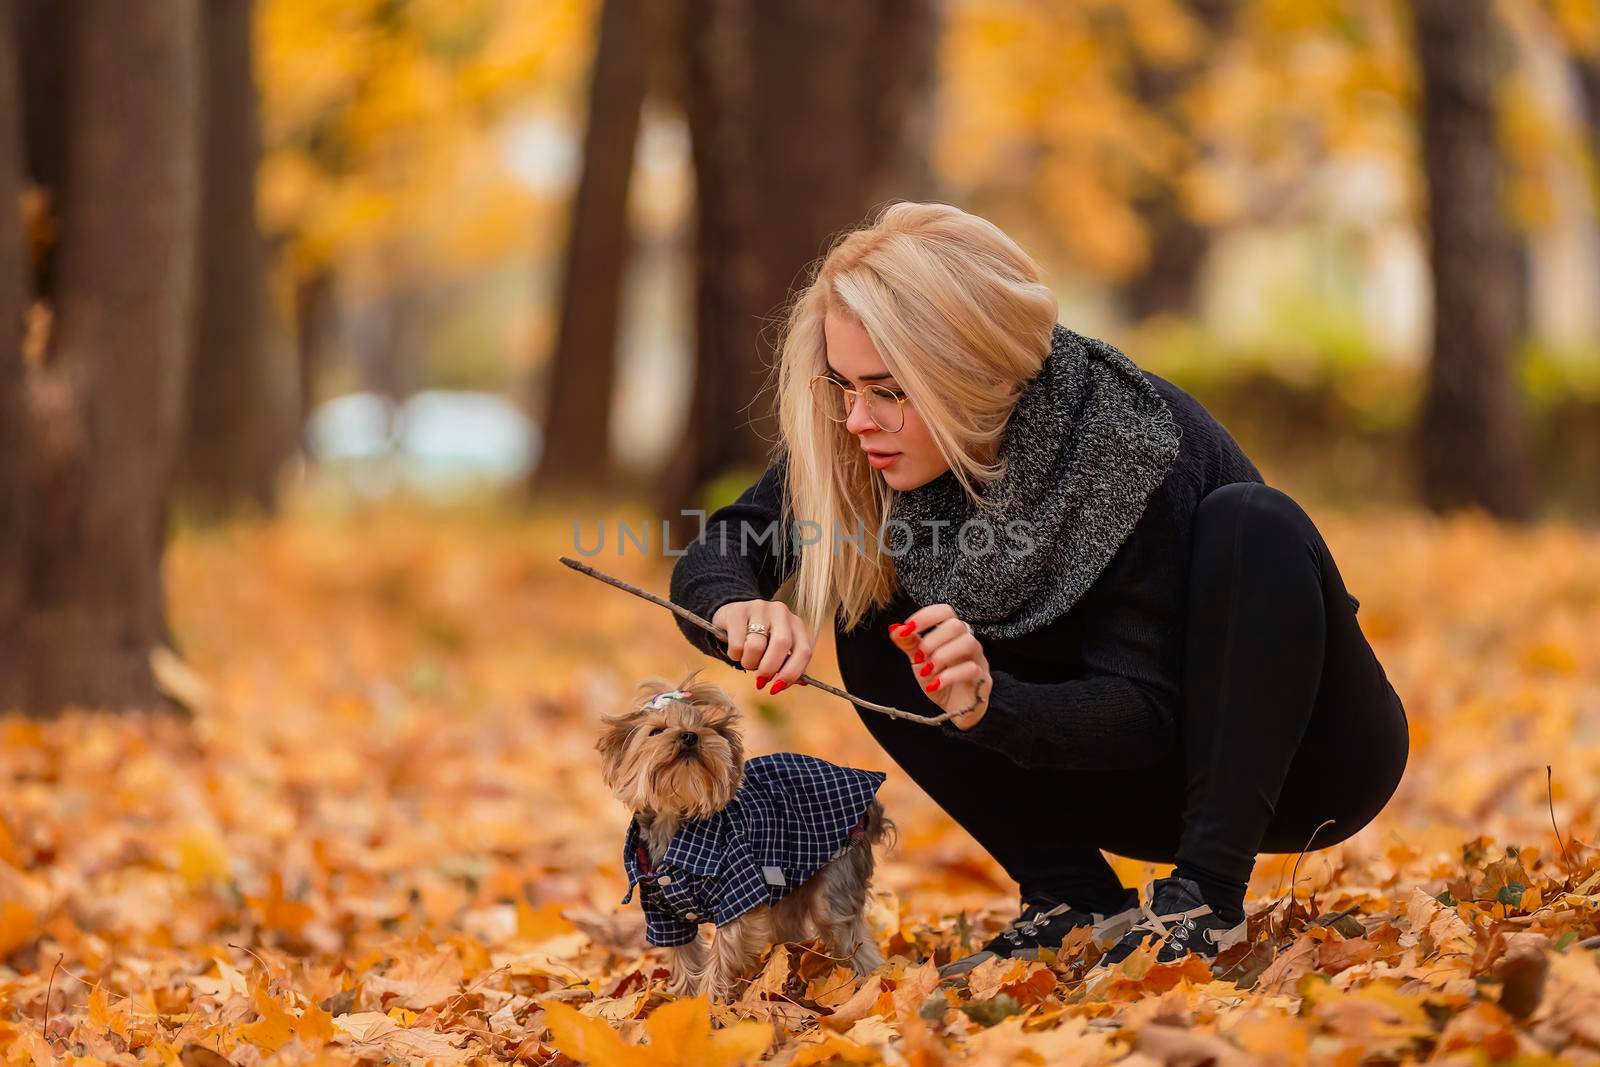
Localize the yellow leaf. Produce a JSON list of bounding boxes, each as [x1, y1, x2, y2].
[[790, 1031, 880, 1065], [638, 998, 773, 1066], [293, 998, 337, 1046], [175, 826, 229, 890], [541, 997, 771, 1067], [818, 975, 884, 1032], [0, 902, 38, 959], [234, 980, 334, 1054], [87, 985, 129, 1040], [540, 1000, 640, 1067], [239, 984, 296, 1054], [518, 899, 577, 941]]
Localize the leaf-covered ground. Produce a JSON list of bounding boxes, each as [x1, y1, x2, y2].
[[4, 499, 1600, 1065]]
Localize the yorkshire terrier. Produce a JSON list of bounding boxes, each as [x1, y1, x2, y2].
[[598, 670, 894, 1001]]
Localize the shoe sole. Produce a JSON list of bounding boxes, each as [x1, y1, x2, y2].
[[1088, 917, 1250, 974], [940, 905, 1146, 979]]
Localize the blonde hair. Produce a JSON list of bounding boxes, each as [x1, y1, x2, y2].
[[761, 201, 1059, 641]]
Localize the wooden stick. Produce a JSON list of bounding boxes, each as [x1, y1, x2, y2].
[[558, 556, 955, 725]]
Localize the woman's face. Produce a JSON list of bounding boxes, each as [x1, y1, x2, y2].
[[822, 312, 949, 491]]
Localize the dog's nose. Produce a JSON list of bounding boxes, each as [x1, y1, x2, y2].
[[678, 731, 698, 748]]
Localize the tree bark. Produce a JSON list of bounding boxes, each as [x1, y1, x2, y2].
[[0, 1, 201, 714], [1411, 0, 1534, 519], [530, 0, 655, 498], [659, 0, 939, 520], [294, 266, 334, 439], [0, 0, 27, 643], [15, 0, 69, 304], [179, 0, 294, 519]]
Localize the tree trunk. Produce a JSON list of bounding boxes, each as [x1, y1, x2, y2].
[[1411, 0, 1534, 519], [530, 0, 655, 498], [15, 0, 69, 304], [179, 0, 293, 519], [0, 0, 27, 643], [294, 266, 334, 439], [1575, 52, 1599, 206], [1123, 0, 1234, 322], [660, 0, 939, 521], [1578, 53, 1600, 338], [0, 1, 201, 715]]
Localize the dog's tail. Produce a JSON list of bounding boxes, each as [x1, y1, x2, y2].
[[861, 797, 897, 853]]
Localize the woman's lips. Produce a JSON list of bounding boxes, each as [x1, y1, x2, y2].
[[865, 450, 898, 469]]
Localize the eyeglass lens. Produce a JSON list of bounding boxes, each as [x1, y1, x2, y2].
[[810, 378, 903, 432]]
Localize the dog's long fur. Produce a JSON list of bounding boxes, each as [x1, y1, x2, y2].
[[599, 669, 894, 1001]]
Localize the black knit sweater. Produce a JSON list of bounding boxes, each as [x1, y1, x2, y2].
[[668, 370, 1264, 771]]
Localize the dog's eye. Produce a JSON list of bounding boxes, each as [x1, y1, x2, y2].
[[648, 727, 665, 736]]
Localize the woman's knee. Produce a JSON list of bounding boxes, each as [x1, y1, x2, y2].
[[1196, 482, 1315, 546], [1194, 482, 1327, 589]]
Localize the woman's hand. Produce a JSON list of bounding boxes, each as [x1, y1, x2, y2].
[[889, 604, 993, 729], [711, 600, 814, 695]]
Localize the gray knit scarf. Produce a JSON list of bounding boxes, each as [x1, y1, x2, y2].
[[887, 322, 1182, 640]]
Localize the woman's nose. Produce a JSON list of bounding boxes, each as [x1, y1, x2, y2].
[[844, 391, 877, 434]]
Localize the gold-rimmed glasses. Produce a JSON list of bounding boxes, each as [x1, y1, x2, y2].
[[808, 374, 910, 433]]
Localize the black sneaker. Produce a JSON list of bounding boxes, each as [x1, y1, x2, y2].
[[940, 888, 1142, 978], [1093, 875, 1248, 970]]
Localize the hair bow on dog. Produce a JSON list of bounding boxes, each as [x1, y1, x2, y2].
[[645, 689, 692, 710]]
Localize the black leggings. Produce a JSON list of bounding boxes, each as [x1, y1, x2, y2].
[[856, 481, 1410, 918]]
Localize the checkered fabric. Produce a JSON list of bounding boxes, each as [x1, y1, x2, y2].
[[621, 752, 887, 947]]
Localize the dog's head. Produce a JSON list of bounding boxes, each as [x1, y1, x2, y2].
[[597, 670, 745, 820]]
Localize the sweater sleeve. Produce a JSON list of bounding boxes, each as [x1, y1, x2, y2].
[[668, 458, 798, 668], [940, 474, 1193, 771]]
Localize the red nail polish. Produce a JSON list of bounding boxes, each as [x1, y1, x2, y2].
[[919, 663, 933, 677], [770, 680, 788, 695], [756, 675, 768, 688], [797, 679, 808, 686], [926, 678, 941, 692], [913, 650, 924, 664]]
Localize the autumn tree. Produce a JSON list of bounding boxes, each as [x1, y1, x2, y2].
[[179, 0, 296, 519], [1411, 0, 1535, 519], [0, 0, 25, 653], [256, 2, 597, 439], [531, 0, 658, 498], [658, 0, 941, 516], [1123, 0, 1235, 321], [0, 3, 201, 715]]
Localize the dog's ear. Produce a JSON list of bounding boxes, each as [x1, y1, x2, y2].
[[705, 703, 744, 769], [596, 710, 643, 790]]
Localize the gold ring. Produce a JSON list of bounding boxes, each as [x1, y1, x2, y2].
[[746, 622, 770, 636]]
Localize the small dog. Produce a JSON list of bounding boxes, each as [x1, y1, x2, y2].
[[599, 670, 894, 1000]]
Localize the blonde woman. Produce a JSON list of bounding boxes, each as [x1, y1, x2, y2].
[[668, 201, 1409, 976]]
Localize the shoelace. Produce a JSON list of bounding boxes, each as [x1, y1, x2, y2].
[[998, 902, 1074, 944], [1123, 885, 1215, 947]]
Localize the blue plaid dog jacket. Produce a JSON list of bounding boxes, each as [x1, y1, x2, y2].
[[621, 751, 887, 947]]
